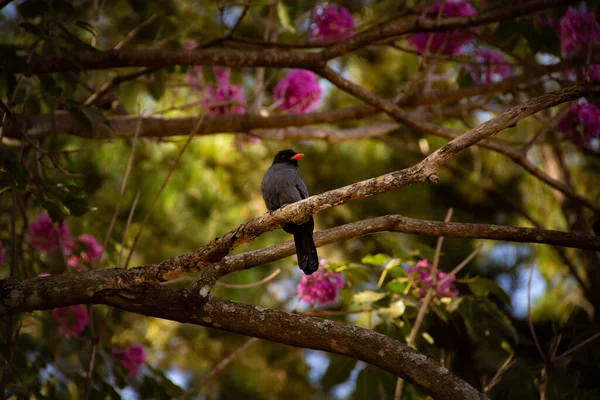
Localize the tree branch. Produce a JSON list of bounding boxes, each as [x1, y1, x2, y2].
[[0, 274, 488, 400], [319, 0, 571, 59], [316, 66, 599, 213], [1, 0, 570, 75], [3, 213, 598, 316]]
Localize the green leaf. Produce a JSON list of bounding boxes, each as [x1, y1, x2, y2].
[[361, 253, 390, 266], [388, 265, 407, 278], [422, 332, 434, 345], [57, 184, 90, 217], [75, 20, 96, 38], [147, 69, 166, 100], [462, 277, 511, 304], [321, 354, 357, 392], [352, 367, 397, 400], [353, 290, 387, 304], [377, 300, 406, 322], [20, 22, 41, 36], [277, 2, 296, 33], [147, 364, 185, 397], [385, 278, 408, 294], [40, 196, 68, 222]]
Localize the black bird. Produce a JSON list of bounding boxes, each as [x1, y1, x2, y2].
[[261, 149, 319, 275]]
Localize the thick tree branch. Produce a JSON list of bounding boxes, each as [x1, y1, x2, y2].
[[320, 0, 570, 59], [2, 213, 598, 315], [316, 66, 600, 213], [1, 0, 569, 75], [0, 275, 487, 400], [2, 66, 551, 140]]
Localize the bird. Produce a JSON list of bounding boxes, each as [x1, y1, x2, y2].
[[261, 149, 319, 275]]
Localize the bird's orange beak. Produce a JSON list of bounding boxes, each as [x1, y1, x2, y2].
[[290, 153, 304, 160]]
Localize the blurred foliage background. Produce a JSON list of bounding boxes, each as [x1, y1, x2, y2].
[[1, 0, 600, 399]]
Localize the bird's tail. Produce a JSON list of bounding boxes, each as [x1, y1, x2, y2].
[[290, 223, 319, 275]]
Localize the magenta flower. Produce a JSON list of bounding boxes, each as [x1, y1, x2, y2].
[[0, 241, 5, 265], [558, 8, 600, 57], [408, 0, 477, 54], [201, 67, 246, 115], [309, 4, 355, 44], [78, 234, 103, 261], [407, 259, 458, 299], [468, 49, 511, 84], [52, 305, 89, 338], [183, 39, 197, 50], [274, 69, 321, 113], [557, 101, 600, 147], [297, 269, 344, 306], [113, 344, 147, 378], [27, 214, 72, 254]]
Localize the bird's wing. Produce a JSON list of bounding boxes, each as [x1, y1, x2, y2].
[[295, 177, 309, 199]]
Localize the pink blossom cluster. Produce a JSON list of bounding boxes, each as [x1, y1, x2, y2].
[[540, 9, 600, 82], [274, 69, 321, 113], [408, 0, 477, 54], [67, 234, 104, 271], [407, 259, 458, 299], [52, 304, 89, 338], [26, 214, 72, 254], [297, 263, 344, 306], [113, 344, 147, 378], [557, 8, 600, 58], [201, 67, 246, 115], [185, 41, 246, 115], [27, 214, 103, 271], [557, 100, 600, 147], [468, 49, 511, 84], [309, 4, 355, 44]]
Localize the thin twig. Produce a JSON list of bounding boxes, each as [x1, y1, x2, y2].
[[296, 307, 374, 317], [527, 260, 547, 363], [119, 190, 141, 268], [98, 116, 142, 267], [124, 115, 206, 269], [555, 332, 600, 361], [394, 208, 453, 400], [114, 13, 159, 50], [438, 244, 483, 286], [176, 337, 259, 400], [484, 353, 515, 392], [216, 268, 281, 289]]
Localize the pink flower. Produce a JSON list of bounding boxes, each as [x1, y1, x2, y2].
[[407, 259, 458, 299], [113, 344, 147, 378], [201, 67, 246, 115], [0, 241, 5, 265], [468, 49, 511, 84], [297, 269, 344, 306], [67, 255, 83, 272], [52, 305, 89, 338], [408, 0, 477, 54], [557, 100, 600, 147], [309, 4, 355, 44], [183, 39, 197, 50], [39, 273, 51, 277], [558, 8, 600, 57], [26, 214, 72, 254], [274, 69, 321, 113], [78, 234, 103, 261]]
